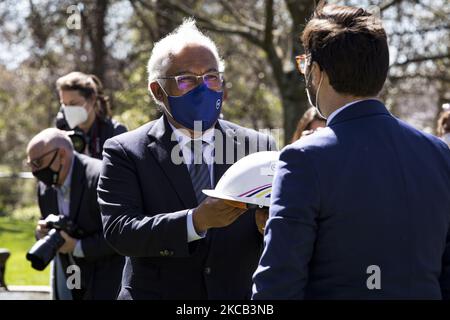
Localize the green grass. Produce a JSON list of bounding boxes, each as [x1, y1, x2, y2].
[[0, 215, 50, 286]]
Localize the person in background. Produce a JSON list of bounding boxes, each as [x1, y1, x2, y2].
[[437, 109, 450, 147], [55, 72, 127, 159], [27, 128, 124, 300], [291, 107, 326, 142]]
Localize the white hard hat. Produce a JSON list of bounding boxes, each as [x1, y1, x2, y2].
[[203, 151, 280, 208]]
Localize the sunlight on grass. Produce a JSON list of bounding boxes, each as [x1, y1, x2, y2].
[[0, 215, 50, 286]]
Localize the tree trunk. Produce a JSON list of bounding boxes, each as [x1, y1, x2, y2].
[[281, 70, 309, 144], [91, 0, 108, 81]]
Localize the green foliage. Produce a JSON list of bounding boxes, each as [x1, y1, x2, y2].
[[10, 205, 41, 221], [0, 214, 50, 286], [112, 63, 161, 131], [0, 176, 37, 217]]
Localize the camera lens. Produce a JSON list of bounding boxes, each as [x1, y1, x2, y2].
[[26, 229, 66, 271]]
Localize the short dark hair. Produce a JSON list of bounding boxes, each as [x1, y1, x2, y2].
[[301, 2, 390, 96]]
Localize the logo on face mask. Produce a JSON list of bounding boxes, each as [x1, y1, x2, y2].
[[163, 83, 223, 131], [32, 149, 62, 187], [63, 104, 88, 129]]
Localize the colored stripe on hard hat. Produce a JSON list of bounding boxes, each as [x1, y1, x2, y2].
[[255, 188, 271, 198], [245, 185, 271, 197], [238, 183, 272, 197], [241, 185, 271, 197]]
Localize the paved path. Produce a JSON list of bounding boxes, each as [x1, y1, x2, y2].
[[0, 286, 51, 300]]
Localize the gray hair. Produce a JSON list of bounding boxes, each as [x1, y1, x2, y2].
[[147, 18, 225, 103]]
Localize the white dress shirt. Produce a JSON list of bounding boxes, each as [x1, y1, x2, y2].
[[53, 156, 79, 300], [55, 157, 84, 258], [326, 98, 381, 126], [169, 123, 215, 243]]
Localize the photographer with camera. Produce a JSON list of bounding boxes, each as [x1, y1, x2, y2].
[[26, 128, 124, 300], [54, 72, 127, 159]]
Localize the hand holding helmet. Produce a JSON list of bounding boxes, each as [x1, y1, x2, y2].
[[201, 151, 280, 235], [203, 151, 280, 208], [192, 198, 247, 234]]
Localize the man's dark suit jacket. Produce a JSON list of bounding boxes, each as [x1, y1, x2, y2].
[[97, 116, 276, 300], [252, 100, 450, 299], [37, 152, 124, 299]]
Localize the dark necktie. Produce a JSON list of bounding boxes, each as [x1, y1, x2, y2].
[[187, 140, 212, 204]]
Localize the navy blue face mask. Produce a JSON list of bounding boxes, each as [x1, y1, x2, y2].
[[165, 83, 223, 131]]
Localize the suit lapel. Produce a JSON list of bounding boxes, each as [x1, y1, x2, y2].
[[147, 116, 198, 208], [69, 155, 86, 222]]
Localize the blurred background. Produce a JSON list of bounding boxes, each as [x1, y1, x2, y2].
[[0, 0, 449, 290]]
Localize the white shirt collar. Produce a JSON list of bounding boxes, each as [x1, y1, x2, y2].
[[326, 98, 380, 126], [168, 122, 216, 171], [168, 122, 215, 147]]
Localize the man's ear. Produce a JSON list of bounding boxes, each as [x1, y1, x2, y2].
[[310, 62, 323, 87], [149, 82, 165, 102]]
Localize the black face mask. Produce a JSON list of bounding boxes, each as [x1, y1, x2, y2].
[[32, 149, 62, 187]]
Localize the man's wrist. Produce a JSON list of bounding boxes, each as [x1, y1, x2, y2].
[[192, 207, 208, 234]]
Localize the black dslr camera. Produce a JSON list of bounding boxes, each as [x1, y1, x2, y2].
[[67, 130, 87, 154], [26, 215, 84, 271]]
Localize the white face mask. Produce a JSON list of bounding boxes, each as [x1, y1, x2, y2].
[[62, 104, 88, 129], [441, 133, 450, 147]]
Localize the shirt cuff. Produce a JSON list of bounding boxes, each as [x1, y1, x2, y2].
[[187, 209, 207, 243], [73, 240, 85, 258]]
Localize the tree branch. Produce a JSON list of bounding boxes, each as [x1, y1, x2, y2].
[[379, 0, 403, 12], [390, 24, 450, 37], [129, 0, 157, 42], [133, 0, 184, 31], [392, 53, 450, 67], [388, 74, 450, 83], [217, 0, 264, 32], [148, 0, 265, 47]]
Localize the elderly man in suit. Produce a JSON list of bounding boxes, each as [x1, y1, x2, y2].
[[252, 3, 450, 300], [27, 128, 124, 300], [97, 19, 276, 300]]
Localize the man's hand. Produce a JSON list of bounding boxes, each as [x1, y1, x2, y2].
[[58, 231, 77, 254], [255, 209, 269, 235], [36, 219, 50, 240], [192, 197, 247, 234], [301, 126, 324, 138]]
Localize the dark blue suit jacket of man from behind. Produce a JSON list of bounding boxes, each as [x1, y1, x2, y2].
[[98, 116, 276, 299], [252, 100, 450, 299]]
